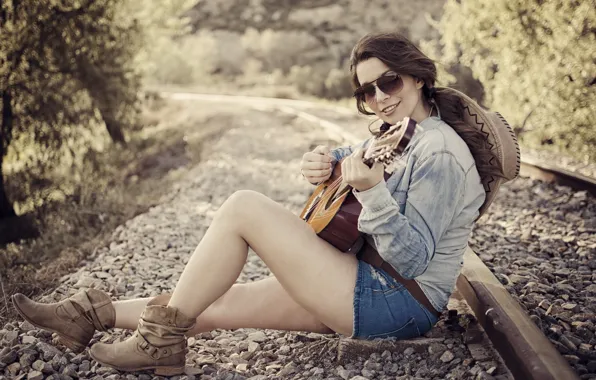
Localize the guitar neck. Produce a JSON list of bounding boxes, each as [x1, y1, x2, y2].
[[362, 157, 375, 169]]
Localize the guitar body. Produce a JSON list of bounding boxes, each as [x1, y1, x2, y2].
[[300, 117, 417, 252], [299, 163, 364, 252]]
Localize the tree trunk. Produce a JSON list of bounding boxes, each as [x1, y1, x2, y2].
[[73, 55, 127, 145], [0, 156, 15, 219], [98, 106, 126, 145], [0, 91, 16, 219]]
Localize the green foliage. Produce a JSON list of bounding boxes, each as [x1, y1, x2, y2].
[[0, 0, 197, 219], [285, 65, 353, 99], [0, 0, 147, 218], [241, 28, 324, 73], [125, 0, 199, 84], [433, 0, 596, 161], [0, 0, 142, 144], [288, 66, 326, 97], [146, 32, 220, 85], [324, 68, 353, 99]]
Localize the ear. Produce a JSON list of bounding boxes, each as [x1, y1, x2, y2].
[[415, 78, 425, 90]]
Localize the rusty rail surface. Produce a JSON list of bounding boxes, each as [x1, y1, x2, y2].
[[520, 159, 596, 196], [457, 248, 579, 380]]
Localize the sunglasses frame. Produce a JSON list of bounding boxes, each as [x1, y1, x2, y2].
[[353, 71, 403, 103]]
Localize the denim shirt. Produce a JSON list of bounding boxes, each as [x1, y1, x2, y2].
[[330, 116, 486, 312]]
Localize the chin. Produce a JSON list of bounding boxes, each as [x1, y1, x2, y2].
[[381, 113, 407, 126]]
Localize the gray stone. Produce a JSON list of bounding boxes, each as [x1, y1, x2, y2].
[[7, 362, 21, 376], [26, 371, 43, 380], [21, 336, 37, 345], [31, 360, 53, 374], [2, 331, 18, 346], [61, 364, 77, 377], [440, 350, 455, 363], [36, 342, 61, 361], [0, 349, 17, 365], [247, 331, 268, 343], [247, 341, 260, 353], [19, 352, 36, 368], [337, 366, 357, 380]]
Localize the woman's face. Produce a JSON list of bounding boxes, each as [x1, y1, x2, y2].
[[355, 57, 425, 125]]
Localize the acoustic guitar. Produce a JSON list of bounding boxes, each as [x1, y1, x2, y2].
[[300, 117, 417, 253]]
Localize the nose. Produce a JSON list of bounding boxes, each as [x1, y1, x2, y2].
[[375, 86, 390, 103]]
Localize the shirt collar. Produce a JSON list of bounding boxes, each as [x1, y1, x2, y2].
[[407, 116, 442, 147]]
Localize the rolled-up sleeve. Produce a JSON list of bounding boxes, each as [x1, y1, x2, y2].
[[329, 146, 353, 163], [329, 138, 371, 165], [353, 151, 466, 279]]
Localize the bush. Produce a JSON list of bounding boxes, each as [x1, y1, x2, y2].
[[324, 68, 353, 99], [433, 0, 596, 161], [241, 28, 324, 73], [287, 65, 327, 97], [146, 32, 220, 85]]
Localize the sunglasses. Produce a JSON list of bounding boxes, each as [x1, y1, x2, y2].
[[353, 72, 404, 103]]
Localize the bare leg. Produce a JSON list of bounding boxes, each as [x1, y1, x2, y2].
[[113, 276, 334, 335], [167, 190, 358, 336]]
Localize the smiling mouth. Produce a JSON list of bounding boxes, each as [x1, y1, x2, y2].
[[382, 102, 399, 114]]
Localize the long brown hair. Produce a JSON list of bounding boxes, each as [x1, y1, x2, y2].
[[349, 32, 504, 184]]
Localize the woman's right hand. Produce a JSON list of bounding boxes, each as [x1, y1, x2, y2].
[[300, 145, 334, 185]]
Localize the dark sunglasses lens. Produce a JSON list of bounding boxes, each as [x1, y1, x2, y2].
[[355, 74, 401, 102], [377, 74, 402, 94], [354, 85, 374, 101], [363, 85, 376, 100]]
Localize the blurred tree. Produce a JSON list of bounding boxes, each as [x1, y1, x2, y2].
[[121, 0, 197, 85], [434, 0, 596, 161], [186, 0, 445, 70], [0, 0, 142, 219]]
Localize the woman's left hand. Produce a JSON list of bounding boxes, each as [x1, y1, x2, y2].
[[342, 148, 385, 192]]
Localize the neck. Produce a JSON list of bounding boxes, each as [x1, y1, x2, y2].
[[410, 98, 434, 123]]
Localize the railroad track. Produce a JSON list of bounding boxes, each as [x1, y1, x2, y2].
[[160, 90, 595, 380]]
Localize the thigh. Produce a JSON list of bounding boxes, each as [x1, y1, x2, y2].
[[224, 190, 359, 336], [199, 276, 333, 334]]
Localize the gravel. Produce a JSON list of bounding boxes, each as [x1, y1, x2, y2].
[[2, 100, 593, 379], [471, 179, 596, 379]]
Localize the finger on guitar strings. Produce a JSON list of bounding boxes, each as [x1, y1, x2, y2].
[[303, 166, 332, 181], [342, 155, 354, 184], [304, 160, 332, 170]]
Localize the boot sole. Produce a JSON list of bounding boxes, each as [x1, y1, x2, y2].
[[89, 350, 184, 376], [11, 294, 87, 353]]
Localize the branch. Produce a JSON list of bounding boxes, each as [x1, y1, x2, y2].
[[51, 0, 98, 18]]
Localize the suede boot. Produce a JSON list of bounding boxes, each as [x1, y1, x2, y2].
[[12, 289, 115, 353], [89, 295, 195, 376]]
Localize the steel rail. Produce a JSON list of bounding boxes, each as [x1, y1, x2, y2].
[[457, 248, 580, 380], [520, 158, 596, 196]]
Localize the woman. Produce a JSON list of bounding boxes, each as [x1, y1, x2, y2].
[[11, 32, 503, 376]]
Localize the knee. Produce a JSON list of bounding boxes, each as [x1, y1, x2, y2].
[[216, 190, 262, 223]]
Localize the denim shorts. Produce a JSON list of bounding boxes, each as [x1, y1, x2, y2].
[[351, 259, 440, 339]]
